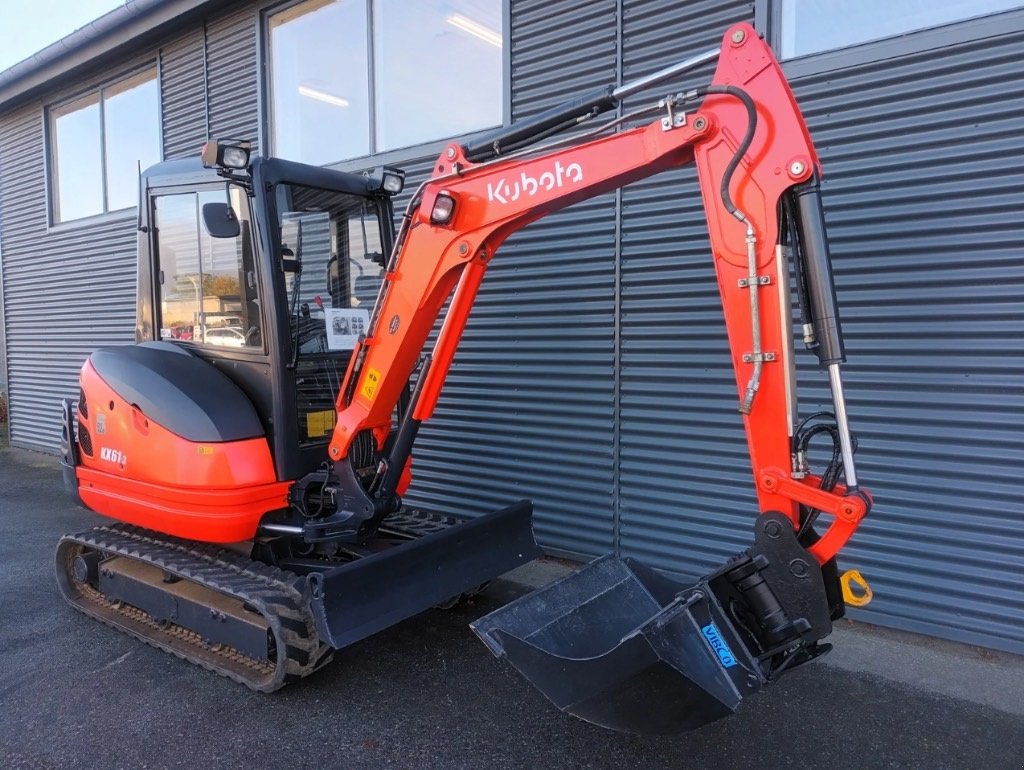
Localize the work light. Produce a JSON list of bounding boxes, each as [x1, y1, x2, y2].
[[382, 171, 404, 194], [365, 166, 406, 195], [201, 139, 252, 171]]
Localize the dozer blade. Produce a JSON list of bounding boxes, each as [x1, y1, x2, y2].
[[472, 514, 837, 734], [472, 555, 767, 735], [309, 500, 540, 648]]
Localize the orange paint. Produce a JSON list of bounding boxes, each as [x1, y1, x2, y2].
[[76, 359, 287, 542]]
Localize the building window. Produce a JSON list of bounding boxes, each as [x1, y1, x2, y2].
[[779, 0, 1024, 59], [268, 0, 504, 165], [49, 68, 161, 223]]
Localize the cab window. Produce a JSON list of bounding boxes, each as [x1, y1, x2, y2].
[[153, 187, 263, 350], [271, 183, 386, 445]]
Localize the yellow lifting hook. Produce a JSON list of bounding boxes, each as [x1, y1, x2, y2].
[[841, 570, 873, 607]]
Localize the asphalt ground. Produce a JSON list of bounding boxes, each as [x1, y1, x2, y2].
[[1, 446, 1021, 770]]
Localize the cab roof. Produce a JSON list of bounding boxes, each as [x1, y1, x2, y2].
[[142, 155, 383, 197]]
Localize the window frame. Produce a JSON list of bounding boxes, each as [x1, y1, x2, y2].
[[45, 63, 163, 227], [758, 1, 1024, 78], [261, 0, 510, 167]]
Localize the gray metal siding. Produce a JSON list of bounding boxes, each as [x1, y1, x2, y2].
[[160, 29, 208, 159], [205, 4, 259, 150], [614, 2, 1024, 654], [0, 103, 136, 452], [617, 1, 757, 573], [786, 25, 1024, 653], [404, 0, 620, 554]]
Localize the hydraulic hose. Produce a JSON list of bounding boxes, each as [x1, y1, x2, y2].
[[685, 86, 758, 219], [683, 85, 761, 413]]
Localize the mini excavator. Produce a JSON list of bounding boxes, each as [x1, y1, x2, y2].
[[59, 24, 872, 733]]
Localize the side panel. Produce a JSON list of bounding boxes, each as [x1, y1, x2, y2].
[[75, 360, 286, 542]]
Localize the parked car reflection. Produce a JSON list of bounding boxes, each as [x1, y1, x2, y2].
[[203, 327, 246, 347]]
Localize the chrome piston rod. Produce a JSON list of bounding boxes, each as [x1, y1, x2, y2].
[[827, 363, 859, 489], [612, 47, 721, 101]]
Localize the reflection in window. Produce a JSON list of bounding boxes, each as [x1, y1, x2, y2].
[[155, 189, 262, 350], [373, 0, 503, 151], [274, 183, 384, 321], [52, 95, 103, 222], [269, 0, 369, 165], [780, 0, 1024, 59], [268, 0, 503, 164], [50, 69, 161, 222]]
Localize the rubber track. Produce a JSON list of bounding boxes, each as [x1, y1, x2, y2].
[[55, 524, 333, 692]]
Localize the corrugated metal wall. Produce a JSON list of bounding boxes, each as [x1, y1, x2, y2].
[[618, 1, 757, 575], [1, 0, 1021, 654], [205, 4, 260, 151], [0, 100, 137, 451], [786, 23, 1024, 654], [160, 29, 208, 159]]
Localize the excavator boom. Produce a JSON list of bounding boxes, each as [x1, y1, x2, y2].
[[325, 23, 867, 564]]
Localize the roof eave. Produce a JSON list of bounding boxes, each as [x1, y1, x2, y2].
[[0, 0, 235, 112]]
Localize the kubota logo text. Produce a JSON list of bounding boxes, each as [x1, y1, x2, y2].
[[100, 447, 127, 467], [486, 161, 584, 204]]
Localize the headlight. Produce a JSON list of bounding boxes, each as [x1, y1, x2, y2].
[[430, 192, 456, 225]]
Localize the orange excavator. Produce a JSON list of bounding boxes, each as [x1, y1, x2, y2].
[[58, 24, 871, 733]]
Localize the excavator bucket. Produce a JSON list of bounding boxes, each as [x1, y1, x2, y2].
[[472, 555, 766, 735], [473, 514, 839, 734]]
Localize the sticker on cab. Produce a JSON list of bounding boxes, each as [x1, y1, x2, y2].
[[306, 409, 336, 437]]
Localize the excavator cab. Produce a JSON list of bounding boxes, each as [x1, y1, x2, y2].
[[133, 148, 397, 483]]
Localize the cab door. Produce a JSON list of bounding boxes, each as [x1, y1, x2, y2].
[[145, 183, 277, 450]]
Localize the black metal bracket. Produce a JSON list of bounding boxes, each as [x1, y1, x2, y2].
[[59, 398, 83, 505], [287, 458, 397, 544], [749, 512, 834, 643]]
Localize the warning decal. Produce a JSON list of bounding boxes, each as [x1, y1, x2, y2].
[[306, 409, 336, 437], [360, 367, 382, 402]]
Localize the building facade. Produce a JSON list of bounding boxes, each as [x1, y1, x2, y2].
[[0, 0, 1022, 654]]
